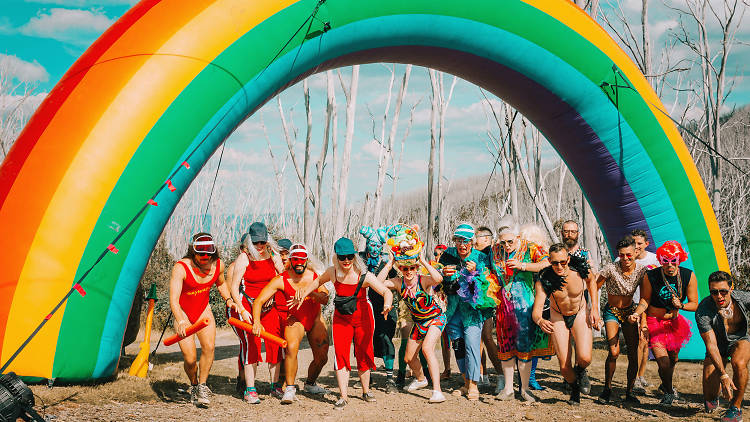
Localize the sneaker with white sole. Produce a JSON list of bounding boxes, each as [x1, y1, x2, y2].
[[244, 387, 260, 404], [281, 386, 296, 404], [195, 383, 211, 408], [303, 382, 331, 395], [406, 378, 429, 392], [429, 390, 447, 403]]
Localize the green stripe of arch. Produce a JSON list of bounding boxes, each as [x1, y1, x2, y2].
[[53, 0, 717, 378]]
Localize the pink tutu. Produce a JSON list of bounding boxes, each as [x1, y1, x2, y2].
[[646, 314, 692, 352]]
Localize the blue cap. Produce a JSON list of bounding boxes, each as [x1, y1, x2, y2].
[[277, 238, 293, 251], [453, 223, 475, 240], [248, 222, 268, 243], [333, 237, 356, 255]]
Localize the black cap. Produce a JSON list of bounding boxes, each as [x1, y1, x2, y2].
[[248, 222, 268, 243], [278, 238, 293, 251]]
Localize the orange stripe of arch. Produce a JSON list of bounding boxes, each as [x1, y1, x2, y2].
[[0, 0, 215, 374]]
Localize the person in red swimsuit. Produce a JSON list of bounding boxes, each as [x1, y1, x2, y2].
[[294, 237, 394, 410], [252, 244, 331, 404], [169, 232, 237, 408], [228, 222, 285, 404]]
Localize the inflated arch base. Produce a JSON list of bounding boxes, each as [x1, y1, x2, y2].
[[0, 0, 729, 380]]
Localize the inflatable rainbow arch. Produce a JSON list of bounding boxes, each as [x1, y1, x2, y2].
[[0, 0, 729, 380]]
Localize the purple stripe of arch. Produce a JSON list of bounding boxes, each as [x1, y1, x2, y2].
[[317, 46, 648, 248]]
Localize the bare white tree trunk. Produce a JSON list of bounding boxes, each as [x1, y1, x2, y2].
[[302, 80, 313, 244], [390, 92, 418, 220], [371, 65, 396, 227], [313, 71, 335, 257], [335, 65, 359, 237], [427, 69, 439, 251], [436, 72, 457, 243], [261, 113, 290, 233]]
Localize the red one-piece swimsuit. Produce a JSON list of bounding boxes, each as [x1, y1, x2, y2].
[[282, 272, 320, 332], [332, 278, 375, 372], [178, 259, 221, 323]]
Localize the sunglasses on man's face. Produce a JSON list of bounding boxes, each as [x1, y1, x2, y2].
[[453, 238, 472, 245], [337, 254, 355, 262], [710, 289, 730, 296], [659, 257, 680, 265], [252, 241, 267, 246], [196, 252, 213, 257], [550, 260, 568, 267], [400, 266, 418, 272], [497, 239, 514, 246]]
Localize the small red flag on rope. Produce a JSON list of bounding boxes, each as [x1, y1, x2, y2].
[[165, 180, 176, 192], [107, 244, 119, 254], [73, 283, 86, 297], [44, 314, 52, 321], [147, 199, 158, 206], [182, 161, 190, 169]]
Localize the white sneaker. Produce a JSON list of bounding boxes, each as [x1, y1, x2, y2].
[[281, 386, 296, 404], [303, 383, 331, 395], [406, 378, 429, 392], [478, 375, 490, 386], [429, 390, 446, 403], [494, 375, 505, 394]]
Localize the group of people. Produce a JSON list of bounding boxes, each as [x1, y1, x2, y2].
[[167, 219, 748, 421]]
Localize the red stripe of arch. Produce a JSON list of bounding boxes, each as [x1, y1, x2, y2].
[[0, 0, 162, 208]]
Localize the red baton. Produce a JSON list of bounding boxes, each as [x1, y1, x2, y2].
[[163, 318, 210, 346]]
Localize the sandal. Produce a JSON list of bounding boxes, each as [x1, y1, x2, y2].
[[467, 389, 480, 401]]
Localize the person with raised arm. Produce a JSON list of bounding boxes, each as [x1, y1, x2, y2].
[[378, 245, 446, 403], [438, 223, 501, 401], [293, 237, 394, 410], [492, 219, 552, 402], [628, 240, 699, 407], [251, 244, 331, 404], [169, 232, 238, 408]]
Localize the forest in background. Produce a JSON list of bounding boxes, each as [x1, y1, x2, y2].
[[1, 0, 748, 329]]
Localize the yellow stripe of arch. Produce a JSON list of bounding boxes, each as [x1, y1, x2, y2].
[[522, 0, 727, 269], [4, 0, 296, 377]]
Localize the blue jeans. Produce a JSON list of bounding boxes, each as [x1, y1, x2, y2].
[[445, 312, 483, 382]]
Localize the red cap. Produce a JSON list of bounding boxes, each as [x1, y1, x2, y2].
[[289, 244, 308, 260]]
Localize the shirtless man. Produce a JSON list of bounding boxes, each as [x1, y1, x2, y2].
[[251, 244, 331, 404], [532, 243, 600, 405], [697, 271, 750, 422]]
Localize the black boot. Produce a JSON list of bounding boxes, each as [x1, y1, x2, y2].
[[568, 381, 581, 405], [567, 366, 584, 405]]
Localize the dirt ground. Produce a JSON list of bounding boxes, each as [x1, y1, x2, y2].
[[28, 328, 736, 421]]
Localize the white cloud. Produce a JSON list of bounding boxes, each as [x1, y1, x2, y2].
[[362, 139, 387, 159], [0, 54, 49, 83], [651, 19, 678, 40], [19, 8, 114, 46], [24, 0, 137, 5]]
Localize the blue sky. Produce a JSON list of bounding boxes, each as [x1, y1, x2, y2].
[[1, 0, 748, 213]]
